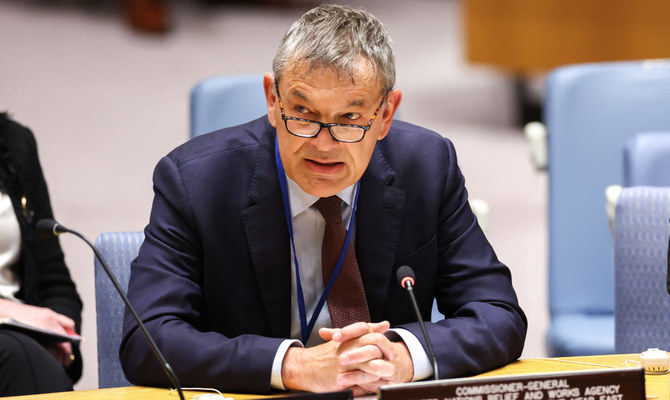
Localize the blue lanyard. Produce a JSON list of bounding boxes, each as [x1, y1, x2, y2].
[[274, 138, 360, 344]]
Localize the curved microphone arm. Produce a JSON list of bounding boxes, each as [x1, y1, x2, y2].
[[404, 283, 439, 380], [36, 219, 185, 400], [396, 265, 439, 380]]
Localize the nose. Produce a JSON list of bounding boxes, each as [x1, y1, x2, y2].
[[311, 126, 339, 150]]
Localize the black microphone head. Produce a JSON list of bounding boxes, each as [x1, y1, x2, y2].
[[396, 265, 416, 288], [36, 219, 65, 238]]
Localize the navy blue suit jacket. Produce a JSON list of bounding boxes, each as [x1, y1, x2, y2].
[[120, 117, 527, 393]]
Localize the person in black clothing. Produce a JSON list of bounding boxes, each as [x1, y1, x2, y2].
[[0, 112, 83, 396]]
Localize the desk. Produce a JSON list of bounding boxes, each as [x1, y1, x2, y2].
[[478, 354, 666, 399], [6, 354, 665, 399]]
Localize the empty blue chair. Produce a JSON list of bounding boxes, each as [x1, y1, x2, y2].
[[189, 74, 268, 138], [624, 131, 670, 187], [95, 231, 144, 388], [545, 60, 670, 356], [614, 186, 670, 353]]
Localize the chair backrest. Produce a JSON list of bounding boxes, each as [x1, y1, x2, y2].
[[545, 60, 670, 319], [189, 74, 268, 138], [624, 131, 670, 187], [614, 186, 670, 353], [94, 231, 144, 388]]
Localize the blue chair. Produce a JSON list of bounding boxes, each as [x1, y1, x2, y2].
[[544, 60, 670, 356], [624, 131, 670, 187], [95, 231, 145, 388], [189, 74, 268, 138], [614, 187, 670, 353]]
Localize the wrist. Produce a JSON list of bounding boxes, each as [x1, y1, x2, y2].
[[0, 298, 22, 318], [281, 346, 303, 391], [390, 340, 414, 383]]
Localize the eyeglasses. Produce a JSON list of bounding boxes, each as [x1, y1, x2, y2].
[[274, 82, 387, 143]]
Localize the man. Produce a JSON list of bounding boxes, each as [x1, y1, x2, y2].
[[120, 4, 527, 396]]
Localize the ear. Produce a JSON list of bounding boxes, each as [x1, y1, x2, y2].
[[377, 89, 402, 140], [263, 73, 278, 127]]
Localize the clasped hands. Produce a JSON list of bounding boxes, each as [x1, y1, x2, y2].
[[281, 321, 413, 396]]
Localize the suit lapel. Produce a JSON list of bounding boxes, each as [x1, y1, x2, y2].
[[356, 147, 406, 322], [241, 127, 292, 338], [240, 127, 406, 334]]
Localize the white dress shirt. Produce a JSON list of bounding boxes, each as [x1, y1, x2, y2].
[[270, 177, 432, 389], [0, 192, 22, 301]]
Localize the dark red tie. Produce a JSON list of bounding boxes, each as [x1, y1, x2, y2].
[[315, 196, 371, 328]]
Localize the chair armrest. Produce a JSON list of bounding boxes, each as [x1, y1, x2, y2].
[[524, 121, 548, 171], [605, 185, 623, 233]]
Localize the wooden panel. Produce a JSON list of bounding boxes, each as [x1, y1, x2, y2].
[[464, 0, 670, 72]]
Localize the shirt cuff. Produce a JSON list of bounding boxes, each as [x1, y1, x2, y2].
[[387, 328, 434, 381], [271, 339, 303, 390]]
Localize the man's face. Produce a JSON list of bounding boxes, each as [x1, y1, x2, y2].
[[264, 66, 401, 198]]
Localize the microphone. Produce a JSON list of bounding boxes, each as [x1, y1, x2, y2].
[[396, 265, 439, 380], [36, 219, 185, 400], [36, 219, 68, 237]]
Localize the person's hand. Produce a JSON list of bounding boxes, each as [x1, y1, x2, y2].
[[45, 342, 74, 368], [281, 337, 353, 393], [345, 339, 413, 394], [322, 321, 414, 395], [281, 321, 413, 396], [0, 299, 75, 367]]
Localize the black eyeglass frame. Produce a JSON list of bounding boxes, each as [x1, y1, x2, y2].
[[274, 81, 388, 143]]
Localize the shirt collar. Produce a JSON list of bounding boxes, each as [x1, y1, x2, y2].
[[285, 176, 357, 219]]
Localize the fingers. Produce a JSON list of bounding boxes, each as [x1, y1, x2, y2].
[[45, 343, 74, 368], [13, 303, 75, 335], [339, 343, 382, 365], [310, 320, 409, 393], [59, 342, 73, 359], [338, 331, 395, 363], [337, 340, 414, 389], [54, 313, 76, 332], [283, 326, 412, 394], [342, 357, 395, 380], [335, 333, 397, 390], [61, 344, 74, 368], [337, 339, 396, 383], [336, 368, 382, 388], [320, 320, 390, 343], [319, 320, 396, 374], [43, 308, 75, 334]]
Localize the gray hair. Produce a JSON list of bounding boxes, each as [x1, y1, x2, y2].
[[272, 4, 396, 93]]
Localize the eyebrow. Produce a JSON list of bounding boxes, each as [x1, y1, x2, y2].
[[290, 89, 308, 101], [290, 89, 367, 108]]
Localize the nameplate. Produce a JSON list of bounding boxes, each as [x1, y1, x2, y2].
[[379, 368, 644, 400]]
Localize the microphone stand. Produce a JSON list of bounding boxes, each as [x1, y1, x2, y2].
[[42, 221, 185, 400], [403, 282, 439, 380]]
